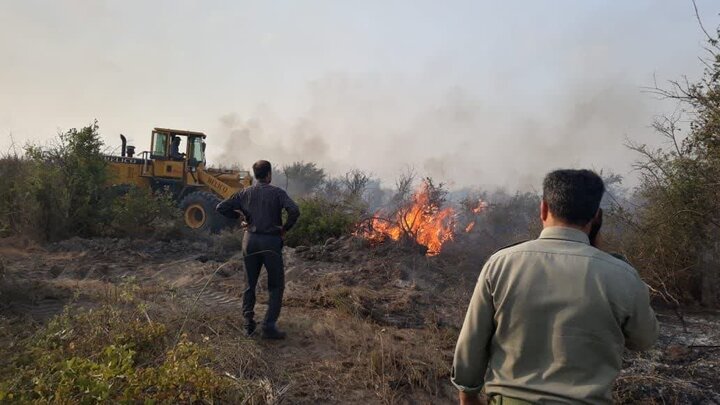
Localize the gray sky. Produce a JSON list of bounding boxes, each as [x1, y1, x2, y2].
[[2, 0, 719, 190]]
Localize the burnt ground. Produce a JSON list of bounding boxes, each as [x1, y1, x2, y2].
[[0, 235, 718, 404]]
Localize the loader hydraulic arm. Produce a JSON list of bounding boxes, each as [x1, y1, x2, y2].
[[197, 168, 236, 200]]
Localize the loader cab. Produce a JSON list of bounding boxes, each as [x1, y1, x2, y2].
[[150, 129, 206, 160], [148, 128, 207, 178]]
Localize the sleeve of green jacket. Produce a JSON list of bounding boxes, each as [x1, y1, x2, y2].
[[623, 280, 659, 351], [451, 259, 496, 393]]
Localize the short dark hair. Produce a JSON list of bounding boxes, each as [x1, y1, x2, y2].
[[542, 169, 605, 226], [252, 160, 272, 180]]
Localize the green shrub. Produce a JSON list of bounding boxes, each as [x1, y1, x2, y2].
[[285, 197, 361, 247], [0, 152, 29, 237], [0, 304, 231, 403], [22, 122, 108, 240], [0, 122, 184, 241], [0, 123, 109, 240], [106, 186, 180, 237], [618, 27, 720, 307]]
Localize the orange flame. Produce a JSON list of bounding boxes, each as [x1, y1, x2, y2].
[[464, 200, 487, 234], [465, 221, 475, 233], [361, 183, 456, 256], [472, 201, 487, 214]]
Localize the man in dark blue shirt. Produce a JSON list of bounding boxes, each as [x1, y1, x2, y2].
[[217, 160, 300, 339]]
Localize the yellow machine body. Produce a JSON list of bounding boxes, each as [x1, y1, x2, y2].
[[104, 128, 252, 231]]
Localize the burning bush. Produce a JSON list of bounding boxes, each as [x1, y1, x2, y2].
[[358, 178, 459, 256]]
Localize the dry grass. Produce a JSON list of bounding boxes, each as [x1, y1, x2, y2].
[[265, 307, 455, 404], [2, 236, 718, 404]]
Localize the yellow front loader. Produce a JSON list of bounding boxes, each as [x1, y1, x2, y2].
[[104, 128, 252, 232]]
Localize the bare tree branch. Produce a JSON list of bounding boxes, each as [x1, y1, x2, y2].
[[692, 0, 715, 44]]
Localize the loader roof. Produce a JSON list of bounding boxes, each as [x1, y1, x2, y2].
[[153, 127, 207, 138]]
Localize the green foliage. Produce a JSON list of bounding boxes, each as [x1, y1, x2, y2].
[[0, 122, 180, 241], [22, 122, 108, 239], [0, 304, 230, 403], [0, 123, 108, 239], [285, 196, 361, 247], [621, 27, 720, 306], [0, 151, 28, 237], [106, 187, 180, 237], [281, 161, 326, 197]]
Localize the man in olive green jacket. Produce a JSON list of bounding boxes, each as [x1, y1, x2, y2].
[[452, 169, 659, 405]]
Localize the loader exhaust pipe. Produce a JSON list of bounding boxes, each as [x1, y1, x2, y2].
[[120, 134, 127, 157]]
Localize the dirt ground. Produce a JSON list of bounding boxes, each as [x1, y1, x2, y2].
[[0, 235, 719, 404]]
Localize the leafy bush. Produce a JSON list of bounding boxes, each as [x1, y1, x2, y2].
[[0, 304, 231, 403], [21, 122, 108, 240], [0, 123, 109, 240], [279, 161, 326, 197], [618, 25, 720, 307], [106, 186, 180, 237], [285, 197, 361, 247], [0, 122, 181, 241], [0, 152, 29, 237]]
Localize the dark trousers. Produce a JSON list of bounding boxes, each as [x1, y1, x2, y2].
[[242, 232, 284, 327]]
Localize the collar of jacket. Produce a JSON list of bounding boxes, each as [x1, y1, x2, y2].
[[538, 226, 590, 245]]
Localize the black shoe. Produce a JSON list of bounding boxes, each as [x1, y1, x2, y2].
[[261, 326, 287, 340], [244, 321, 257, 337]]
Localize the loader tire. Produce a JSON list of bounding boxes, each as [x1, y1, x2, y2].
[[179, 191, 232, 233]]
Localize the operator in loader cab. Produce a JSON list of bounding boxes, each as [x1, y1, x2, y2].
[[452, 169, 659, 405], [216, 160, 300, 340], [169, 136, 183, 160]]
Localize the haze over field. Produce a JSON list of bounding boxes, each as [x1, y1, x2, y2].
[[1, 1, 719, 189]]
